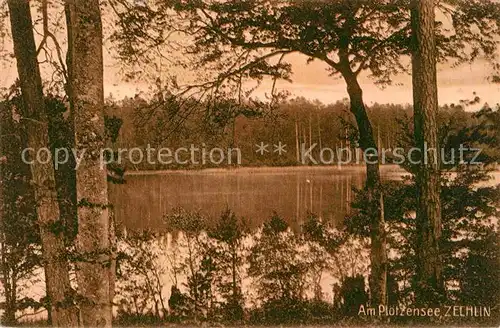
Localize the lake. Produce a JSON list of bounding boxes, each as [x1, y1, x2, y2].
[[108, 165, 407, 231]]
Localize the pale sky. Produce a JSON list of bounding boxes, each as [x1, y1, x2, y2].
[[279, 53, 500, 107], [96, 52, 500, 109], [2, 44, 498, 109], [1, 6, 499, 110]]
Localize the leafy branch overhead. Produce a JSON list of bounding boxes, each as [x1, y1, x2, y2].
[[111, 0, 500, 91]]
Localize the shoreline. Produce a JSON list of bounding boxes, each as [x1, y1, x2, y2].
[[119, 165, 500, 186], [122, 164, 404, 176]]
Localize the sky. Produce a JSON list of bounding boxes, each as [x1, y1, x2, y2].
[[1, 6, 499, 110], [276, 53, 500, 107], [97, 52, 500, 109], [2, 45, 499, 109]]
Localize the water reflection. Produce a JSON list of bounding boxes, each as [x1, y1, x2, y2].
[[108, 165, 404, 231]]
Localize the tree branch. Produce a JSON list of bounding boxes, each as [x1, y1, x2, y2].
[[354, 24, 411, 75], [36, 0, 68, 84]]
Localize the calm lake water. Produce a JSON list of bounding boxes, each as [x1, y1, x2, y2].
[[108, 165, 406, 231]]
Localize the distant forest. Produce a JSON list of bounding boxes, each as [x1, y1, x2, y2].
[[103, 94, 491, 169]]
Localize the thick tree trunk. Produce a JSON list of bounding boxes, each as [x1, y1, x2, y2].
[[7, 0, 79, 326], [341, 67, 387, 307], [67, 0, 114, 325], [410, 0, 444, 306]]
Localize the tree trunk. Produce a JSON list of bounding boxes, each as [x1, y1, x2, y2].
[[0, 112, 12, 326], [0, 242, 16, 326], [341, 66, 387, 307], [7, 0, 79, 325], [295, 120, 299, 162], [67, 0, 114, 325], [410, 0, 444, 306]]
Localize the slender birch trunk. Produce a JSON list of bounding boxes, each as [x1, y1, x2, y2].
[[7, 0, 78, 325]]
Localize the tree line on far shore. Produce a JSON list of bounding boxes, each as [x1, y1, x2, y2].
[[103, 94, 491, 170]]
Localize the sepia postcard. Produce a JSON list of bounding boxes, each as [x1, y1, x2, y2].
[[0, 0, 499, 327]]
